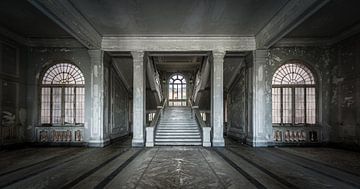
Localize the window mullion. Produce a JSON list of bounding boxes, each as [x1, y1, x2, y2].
[[304, 87, 307, 124], [50, 87, 53, 124], [74, 87, 76, 124], [280, 87, 283, 125], [61, 87, 65, 125], [292, 87, 295, 125]]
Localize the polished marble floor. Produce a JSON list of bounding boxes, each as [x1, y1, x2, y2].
[[1, 138, 360, 189]]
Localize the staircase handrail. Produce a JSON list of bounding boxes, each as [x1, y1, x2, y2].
[[188, 99, 207, 128], [149, 98, 167, 128]]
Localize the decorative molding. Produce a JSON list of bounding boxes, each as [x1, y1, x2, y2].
[[273, 38, 331, 47], [27, 38, 83, 48], [28, 0, 101, 49], [102, 37, 256, 51], [0, 26, 27, 45], [256, 0, 330, 49]]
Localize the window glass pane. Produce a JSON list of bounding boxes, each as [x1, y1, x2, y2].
[[282, 88, 292, 123], [76, 88, 85, 124], [52, 88, 62, 124], [295, 88, 305, 124], [42, 63, 84, 84], [182, 85, 186, 99], [306, 87, 316, 124], [41, 87, 51, 124], [168, 74, 187, 106], [64, 87, 75, 124], [272, 88, 281, 123], [272, 63, 314, 85]]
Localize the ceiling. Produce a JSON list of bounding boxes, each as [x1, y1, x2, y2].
[[0, 0, 70, 38], [69, 0, 288, 37], [152, 55, 203, 72], [286, 0, 360, 38], [0, 0, 359, 42]]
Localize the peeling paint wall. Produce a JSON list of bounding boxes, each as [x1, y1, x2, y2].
[[0, 36, 28, 146], [104, 59, 130, 140], [26, 47, 92, 142], [268, 46, 333, 143], [330, 34, 360, 148], [226, 47, 333, 144], [227, 66, 247, 141]]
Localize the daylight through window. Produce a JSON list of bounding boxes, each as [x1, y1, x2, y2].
[[40, 63, 85, 125], [272, 63, 316, 125]]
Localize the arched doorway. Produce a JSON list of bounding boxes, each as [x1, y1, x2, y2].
[[168, 74, 187, 106]]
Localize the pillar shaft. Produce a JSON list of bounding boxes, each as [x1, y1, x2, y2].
[[132, 51, 146, 147], [211, 51, 225, 147], [88, 49, 109, 147], [247, 49, 273, 147]]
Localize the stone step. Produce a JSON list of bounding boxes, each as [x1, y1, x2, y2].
[[155, 135, 201, 139], [157, 127, 198, 129], [156, 132, 200, 136], [159, 122, 196, 124], [157, 127, 198, 131], [154, 142, 202, 146], [155, 138, 202, 142], [156, 128, 200, 133]]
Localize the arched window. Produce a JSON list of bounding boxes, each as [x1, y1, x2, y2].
[[40, 63, 85, 125], [168, 74, 187, 106], [272, 63, 316, 125]]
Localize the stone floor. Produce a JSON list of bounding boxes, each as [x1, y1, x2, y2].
[[1, 138, 360, 189]]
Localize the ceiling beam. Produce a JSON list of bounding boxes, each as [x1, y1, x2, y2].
[[256, 0, 330, 49], [0, 26, 27, 45], [273, 37, 331, 47], [330, 22, 360, 45], [102, 37, 255, 51], [27, 38, 83, 48], [28, 0, 101, 49]]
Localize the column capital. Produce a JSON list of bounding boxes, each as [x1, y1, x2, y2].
[[131, 51, 145, 60], [212, 51, 226, 59], [88, 49, 103, 56]]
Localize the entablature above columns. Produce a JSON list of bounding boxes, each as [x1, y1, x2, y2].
[[102, 37, 256, 52]]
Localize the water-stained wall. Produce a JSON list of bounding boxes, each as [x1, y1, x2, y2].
[[226, 47, 333, 144], [26, 47, 92, 143], [330, 34, 360, 148], [227, 66, 247, 141], [0, 36, 28, 146], [104, 59, 130, 140]]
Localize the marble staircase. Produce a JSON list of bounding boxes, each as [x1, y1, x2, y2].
[[155, 106, 202, 146]]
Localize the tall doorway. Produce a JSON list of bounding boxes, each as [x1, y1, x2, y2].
[[168, 74, 187, 106]]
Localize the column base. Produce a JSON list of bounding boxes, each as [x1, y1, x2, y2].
[[246, 137, 274, 147], [145, 127, 154, 147], [212, 138, 225, 147], [88, 138, 110, 147], [132, 138, 144, 147]]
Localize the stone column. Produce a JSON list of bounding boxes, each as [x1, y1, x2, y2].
[[88, 50, 109, 147], [132, 51, 146, 147], [246, 50, 273, 147], [211, 51, 225, 147]]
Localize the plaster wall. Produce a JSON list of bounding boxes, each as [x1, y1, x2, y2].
[[104, 61, 130, 140], [25, 47, 92, 143], [226, 47, 333, 145], [0, 36, 28, 146], [330, 34, 360, 148]]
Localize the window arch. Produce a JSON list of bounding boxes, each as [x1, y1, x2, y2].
[[40, 63, 85, 125], [168, 74, 187, 106], [272, 63, 316, 125]]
